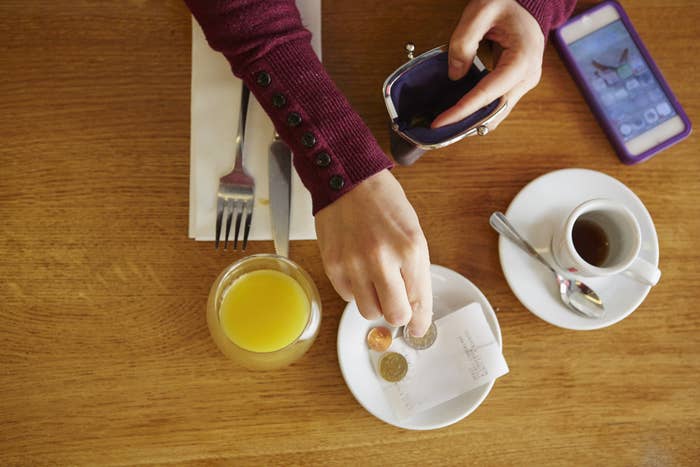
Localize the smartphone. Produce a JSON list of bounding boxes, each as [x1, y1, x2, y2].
[[553, 1, 691, 164]]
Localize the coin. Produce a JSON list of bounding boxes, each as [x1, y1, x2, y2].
[[379, 352, 408, 382], [402, 322, 437, 350], [367, 326, 392, 352]]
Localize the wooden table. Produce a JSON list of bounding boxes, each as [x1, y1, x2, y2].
[[2, 1, 698, 464]]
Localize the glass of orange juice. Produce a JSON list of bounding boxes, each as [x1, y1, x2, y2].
[[207, 254, 322, 370]]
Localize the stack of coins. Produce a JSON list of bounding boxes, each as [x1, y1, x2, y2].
[[367, 322, 439, 383]]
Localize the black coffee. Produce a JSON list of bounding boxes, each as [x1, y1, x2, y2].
[[572, 218, 610, 267]]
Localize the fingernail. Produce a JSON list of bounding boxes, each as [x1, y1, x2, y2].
[[386, 315, 408, 328], [448, 58, 466, 80], [408, 326, 424, 338]]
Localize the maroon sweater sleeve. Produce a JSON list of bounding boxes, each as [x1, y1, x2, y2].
[[516, 0, 577, 35], [185, 0, 393, 214]]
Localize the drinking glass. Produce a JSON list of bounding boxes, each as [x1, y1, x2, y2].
[[207, 254, 322, 370]]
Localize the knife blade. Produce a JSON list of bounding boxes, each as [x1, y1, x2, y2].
[[268, 134, 292, 257]]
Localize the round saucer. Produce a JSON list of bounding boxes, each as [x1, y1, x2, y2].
[[337, 265, 502, 430], [498, 168, 659, 331]]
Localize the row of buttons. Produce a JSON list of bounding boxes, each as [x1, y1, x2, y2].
[[255, 71, 344, 191]]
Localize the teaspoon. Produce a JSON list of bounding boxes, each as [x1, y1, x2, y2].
[[490, 212, 605, 319]]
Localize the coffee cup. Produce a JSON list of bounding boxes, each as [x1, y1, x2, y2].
[[551, 199, 660, 286]]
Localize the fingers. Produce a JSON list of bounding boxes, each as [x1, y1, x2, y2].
[[372, 266, 413, 328], [432, 50, 527, 128], [329, 254, 420, 328], [314, 170, 433, 333], [448, 1, 496, 80], [402, 254, 433, 338], [325, 265, 353, 302], [485, 81, 529, 130], [438, 0, 545, 129], [348, 270, 382, 321]]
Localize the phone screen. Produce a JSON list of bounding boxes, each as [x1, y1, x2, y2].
[[567, 20, 676, 143]]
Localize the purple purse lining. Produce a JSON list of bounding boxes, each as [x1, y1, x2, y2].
[[390, 52, 500, 145]]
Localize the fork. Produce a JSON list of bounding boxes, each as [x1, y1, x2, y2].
[[215, 84, 255, 250]]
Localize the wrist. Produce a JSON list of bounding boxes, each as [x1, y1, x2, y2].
[[515, 0, 577, 36]]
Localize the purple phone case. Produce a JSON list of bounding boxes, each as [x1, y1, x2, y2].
[[553, 0, 691, 164]]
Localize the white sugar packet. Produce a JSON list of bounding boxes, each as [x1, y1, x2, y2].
[[370, 303, 509, 420]]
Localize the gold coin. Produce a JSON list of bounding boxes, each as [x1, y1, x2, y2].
[[403, 322, 437, 350], [379, 352, 408, 382], [367, 326, 392, 352]]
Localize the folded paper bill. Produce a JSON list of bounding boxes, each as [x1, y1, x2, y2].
[[371, 302, 509, 420], [188, 1, 320, 241]]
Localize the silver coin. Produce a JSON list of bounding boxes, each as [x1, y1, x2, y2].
[[402, 322, 437, 349]]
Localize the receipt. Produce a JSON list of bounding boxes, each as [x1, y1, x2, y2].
[[370, 302, 509, 420]]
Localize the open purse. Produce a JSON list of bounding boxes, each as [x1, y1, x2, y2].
[[383, 44, 509, 165]]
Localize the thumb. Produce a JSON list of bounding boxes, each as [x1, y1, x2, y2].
[[448, 2, 495, 80]]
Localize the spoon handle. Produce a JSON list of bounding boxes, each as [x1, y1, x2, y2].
[[489, 212, 557, 274]]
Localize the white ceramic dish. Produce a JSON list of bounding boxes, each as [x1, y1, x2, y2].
[[498, 168, 659, 331], [337, 264, 502, 430]]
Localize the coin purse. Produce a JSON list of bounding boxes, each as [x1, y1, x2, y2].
[[383, 45, 508, 165]]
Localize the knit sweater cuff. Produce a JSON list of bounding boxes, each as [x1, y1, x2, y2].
[[516, 0, 577, 36], [240, 40, 393, 215]]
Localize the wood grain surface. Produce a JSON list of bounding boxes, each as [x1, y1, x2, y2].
[[1, 1, 698, 465]]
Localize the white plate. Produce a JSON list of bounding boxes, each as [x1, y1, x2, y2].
[[499, 168, 659, 331], [337, 264, 502, 430]]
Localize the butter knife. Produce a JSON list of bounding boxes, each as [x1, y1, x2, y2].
[[268, 133, 292, 257]]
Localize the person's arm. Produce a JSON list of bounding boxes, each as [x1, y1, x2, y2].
[[432, 0, 576, 129], [186, 0, 392, 214], [186, 0, 433, 336]]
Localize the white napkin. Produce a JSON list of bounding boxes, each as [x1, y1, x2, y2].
[[188, 1, 321, 241], [371, 303, 509, 420]]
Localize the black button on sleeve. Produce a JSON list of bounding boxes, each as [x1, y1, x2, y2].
[[329, 175, 345, 191], [315, 152, 331, 168], [286, 112, 302, 127], [256, 71, 271, 87], [301, 132, 317, 148], [272, 93, 287, 108]]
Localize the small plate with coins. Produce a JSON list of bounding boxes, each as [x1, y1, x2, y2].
[[337, 264, 502, 430], [498, 169, 659, 331]]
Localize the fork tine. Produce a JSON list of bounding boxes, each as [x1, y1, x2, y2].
[[215, 197, 224, 249], [223, 199, 234, 250], [233, 201, 243, 250], [242, 202, 253, 251]]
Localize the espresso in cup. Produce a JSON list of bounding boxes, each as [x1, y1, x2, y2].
[[551, 199, 660, 286], [571, 218, 610, 267]]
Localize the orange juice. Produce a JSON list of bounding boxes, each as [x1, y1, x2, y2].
[[220, 269, 310, 352]]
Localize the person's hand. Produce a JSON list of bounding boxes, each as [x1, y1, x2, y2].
[[431, 0, 545, 129], [315, 169, 433, 337]]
